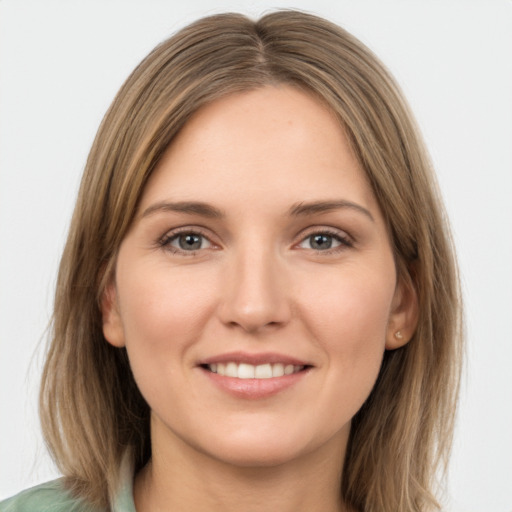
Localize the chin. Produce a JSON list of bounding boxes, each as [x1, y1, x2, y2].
[[194, 421, 341, 469], [209, 439, 307, 468]]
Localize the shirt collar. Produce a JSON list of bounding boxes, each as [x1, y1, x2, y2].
[[112, 450, 137, 512]]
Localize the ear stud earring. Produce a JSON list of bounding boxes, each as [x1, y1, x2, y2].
[[394, 331, 403, 339]]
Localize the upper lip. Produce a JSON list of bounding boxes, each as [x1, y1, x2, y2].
[[199, 351, 311, 367]]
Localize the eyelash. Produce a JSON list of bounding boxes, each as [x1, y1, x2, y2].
[[298, 228, 354, 254], [158, 227, 213, 256], [157, 227, 354, 256]]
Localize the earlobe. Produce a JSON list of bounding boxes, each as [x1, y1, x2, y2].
[[101, 281, 126, 348], [385, 276, 419, 350]]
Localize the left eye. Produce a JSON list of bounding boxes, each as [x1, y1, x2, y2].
[[168, 233, 211, 251], [299, 233, 345, 251]]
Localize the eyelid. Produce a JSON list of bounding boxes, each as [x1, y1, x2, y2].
[[156, 224, 354, 256], [294, 226, 354, 251], [158, 226, 219, 255]]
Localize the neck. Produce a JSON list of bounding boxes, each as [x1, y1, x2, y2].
[[134, 420, 351, 512]]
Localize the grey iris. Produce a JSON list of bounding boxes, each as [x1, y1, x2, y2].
[[310, 234, 332, 250], [179, 234, 202, 250]]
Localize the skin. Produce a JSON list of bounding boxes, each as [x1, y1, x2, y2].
[[102, 85, 417, 512]]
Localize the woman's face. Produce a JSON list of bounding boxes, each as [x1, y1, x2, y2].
[[102, 86, 414, 469]]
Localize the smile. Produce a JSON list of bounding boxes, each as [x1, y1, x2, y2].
[[198, 353, 312, 399], [206, 362, 306, 379]]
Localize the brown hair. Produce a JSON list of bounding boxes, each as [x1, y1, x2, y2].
[[40, 10, 463, 511]]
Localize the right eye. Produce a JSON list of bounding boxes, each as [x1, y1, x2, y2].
[[160, 231, 213, 254]]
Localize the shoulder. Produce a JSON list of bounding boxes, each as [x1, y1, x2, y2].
[[0, 480, 101, 512]]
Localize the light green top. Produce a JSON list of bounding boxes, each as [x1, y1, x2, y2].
[[0, 458, 136, 512]]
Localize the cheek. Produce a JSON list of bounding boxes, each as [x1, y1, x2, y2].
[[115, 261, 218, 387], [119, 260, 216, 335], [302, 262, 394, 336], [298, 261, 396, 393]]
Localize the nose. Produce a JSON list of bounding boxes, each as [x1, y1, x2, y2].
[[217, 244, 292, 333]]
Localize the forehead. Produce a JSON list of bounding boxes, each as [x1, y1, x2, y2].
[[140, 86, 378, 215]]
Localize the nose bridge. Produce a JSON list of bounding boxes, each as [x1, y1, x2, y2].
[[219, 235, 290, 332]]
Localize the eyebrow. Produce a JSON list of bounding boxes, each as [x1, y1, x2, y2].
[[140, 199, 374, 222], [289, 200, 375, 222], [141, 201, 225, 219]]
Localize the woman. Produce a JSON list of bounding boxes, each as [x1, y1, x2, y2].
[[1, 10, 462, 512]]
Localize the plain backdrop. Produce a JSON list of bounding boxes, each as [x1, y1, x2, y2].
[[1, 1, 511, 510]]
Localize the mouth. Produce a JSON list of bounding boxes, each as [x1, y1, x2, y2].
[[197, 352, 312, 399], [201, 362, 308, 379]]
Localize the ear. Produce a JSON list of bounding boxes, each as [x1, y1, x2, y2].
[[385, 275, 419, 350], [100, 280, 126, 348]]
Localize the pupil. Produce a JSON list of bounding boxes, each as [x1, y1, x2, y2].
[[179, 234, 201, 250], [311, 234, 332, 250]]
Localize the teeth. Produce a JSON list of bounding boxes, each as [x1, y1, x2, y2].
[[208, 362, 305, 378], [225, 362, 238, 378], [238, 363, 255, 379], [273, 363, 284, 377], [255, 363, 272, 378]]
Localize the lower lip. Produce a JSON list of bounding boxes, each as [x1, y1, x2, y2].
[[200, 367, 310, 399]]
